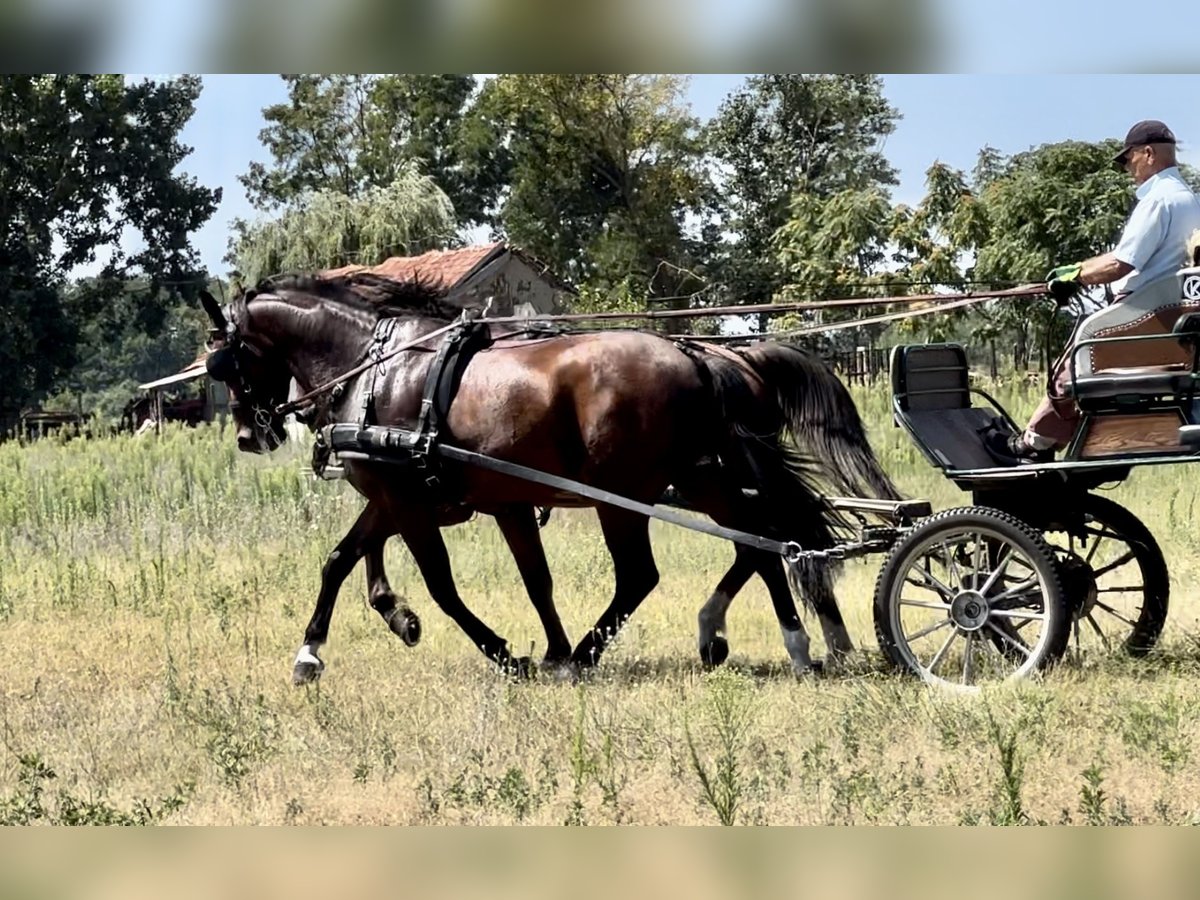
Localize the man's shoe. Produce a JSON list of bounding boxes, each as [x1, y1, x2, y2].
[[983, 429, 1054, 466]]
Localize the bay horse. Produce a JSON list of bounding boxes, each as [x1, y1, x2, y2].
[[198, 273, 901, 683]]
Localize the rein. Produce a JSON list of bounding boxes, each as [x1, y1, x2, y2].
[[269, 283, 1047, 417], [468, 283, 1049, 327], [273, 318, 464, 417], [676, 289, 1045, 342]]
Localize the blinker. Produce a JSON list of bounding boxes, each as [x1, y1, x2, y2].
[[206, 346, 238, 382]]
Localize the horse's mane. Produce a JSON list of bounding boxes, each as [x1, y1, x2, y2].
[[256, 272, 461, 321]]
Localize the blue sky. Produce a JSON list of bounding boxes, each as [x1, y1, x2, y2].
[[180, 74, 1200, 275]]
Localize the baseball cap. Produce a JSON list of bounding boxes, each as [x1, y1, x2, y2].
[[1113, 119, 1176, 168]]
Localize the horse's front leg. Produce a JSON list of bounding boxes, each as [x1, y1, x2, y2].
[[293, 503, 385, 685], [395, 506, 528, 675], [364, 543, 421, 647]]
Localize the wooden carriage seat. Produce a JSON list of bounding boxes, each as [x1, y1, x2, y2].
[[1068, 307, 1200, 458], [1088, 301, 1200, 371], [1067, 270, 1200, 406]]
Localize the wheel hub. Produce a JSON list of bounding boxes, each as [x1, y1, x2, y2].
[[950, 590, 990, 631], [1056, 551, 1098, 617]]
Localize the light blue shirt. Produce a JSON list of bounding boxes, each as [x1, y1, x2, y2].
[[1112, 166, 1200, 295]]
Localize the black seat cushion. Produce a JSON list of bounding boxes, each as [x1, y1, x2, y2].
[[1068, 370, 1197, 401]]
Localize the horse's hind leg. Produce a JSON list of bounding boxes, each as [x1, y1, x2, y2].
[[698, 549, 756, 667], [743, 549, 820, 675], [294, 502, 387, 684], [787, 557, 854, 666], [364, 543, 421, 647], [493, 505, 571, 666], [571, 508, 659, 670]]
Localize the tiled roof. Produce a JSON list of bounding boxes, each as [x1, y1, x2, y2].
[[321, 243, 504, 291]]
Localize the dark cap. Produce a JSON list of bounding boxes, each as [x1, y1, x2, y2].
[[1114, 119, 1177, 168]]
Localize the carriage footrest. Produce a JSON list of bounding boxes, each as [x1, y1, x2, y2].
[[828, 496, 932, 521]]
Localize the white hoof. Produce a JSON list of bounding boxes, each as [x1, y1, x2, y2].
[[292, 645, 325, 685], [781, 626, 814, 676], [541, 659, 581, 684]]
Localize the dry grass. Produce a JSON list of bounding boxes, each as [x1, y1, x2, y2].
[[4, 378, 1200, 825]]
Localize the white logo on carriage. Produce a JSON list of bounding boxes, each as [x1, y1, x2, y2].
[[1184, 275, 1200, 301]]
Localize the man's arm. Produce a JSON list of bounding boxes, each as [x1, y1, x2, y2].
[[1079, 252, 1134, 286]]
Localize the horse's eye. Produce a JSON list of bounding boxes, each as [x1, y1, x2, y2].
[[206, 347, 238, 382]]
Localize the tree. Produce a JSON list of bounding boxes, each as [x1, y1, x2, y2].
[[482, 74, 712, 303], [772, 184, 906, 351], [709, 75, 900, 307], [886, 140, 1146, 370], [58, 279, 210, 424], [239, 75, 505, 228], [961, 140, 1134, 370], [229, 161, 457, 283], [0, 75, 219, 425]]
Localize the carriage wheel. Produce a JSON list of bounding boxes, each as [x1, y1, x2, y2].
[[873, 507, 1071, 691], [1042, 494, 1169, 658]]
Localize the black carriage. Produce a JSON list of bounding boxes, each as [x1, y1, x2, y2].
[[873, 286, 1200, 689]]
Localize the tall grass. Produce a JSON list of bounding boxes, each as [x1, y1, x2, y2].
[[2, 377, 1200, 824]]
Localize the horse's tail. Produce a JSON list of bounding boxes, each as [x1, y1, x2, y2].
[[739, 342, 903, 502], [692, 350, 853, 551]]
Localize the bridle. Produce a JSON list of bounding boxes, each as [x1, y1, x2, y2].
[[201, 291, 289, 451]]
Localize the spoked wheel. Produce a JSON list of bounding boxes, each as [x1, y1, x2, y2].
[[1042, 494, 1169, 658], [873, 507, 1071, 691]]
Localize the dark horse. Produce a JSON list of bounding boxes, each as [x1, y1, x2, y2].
[[198, 273, 900, 683]]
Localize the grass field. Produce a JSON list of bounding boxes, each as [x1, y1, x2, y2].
[[3, 376, 1200, 825]]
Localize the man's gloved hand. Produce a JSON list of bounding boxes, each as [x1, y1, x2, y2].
[[1046, 263, 1084, 305]]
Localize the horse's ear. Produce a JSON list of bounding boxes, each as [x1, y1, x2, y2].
[[200, 291, 227, 331]]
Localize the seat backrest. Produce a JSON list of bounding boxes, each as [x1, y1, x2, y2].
[[1172, 311, 1200, 336], [891, 344, 970, 412], [1091, 268, 1200, 370]]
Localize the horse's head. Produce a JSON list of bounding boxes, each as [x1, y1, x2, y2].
[[200, 289, 291, 453]]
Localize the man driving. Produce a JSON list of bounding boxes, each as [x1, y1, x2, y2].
[[987, 119, 1200, 464]]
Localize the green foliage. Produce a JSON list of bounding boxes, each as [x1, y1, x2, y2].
[[984, 708, 1034, 826], [941, 141, 1134, 369], [483, 75, 712, 300], [230, 161, 457, 283], [0, 752, 191, 826], [709, 75, 899, 306], [51, 278, 212, 425], [684, 668, 757, 825], [775, 137, 1148, 367], [0, 75, 219, 424], [239, 75, 504, 227]]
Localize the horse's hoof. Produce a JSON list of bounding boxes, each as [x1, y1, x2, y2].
[[292, 659, 324, 685], [790, 658, 823, 679], [700, 636, 729, 668], [387, 609, 421, 647], [292, 645, 325, 685], [541, 659, 581, 684]]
